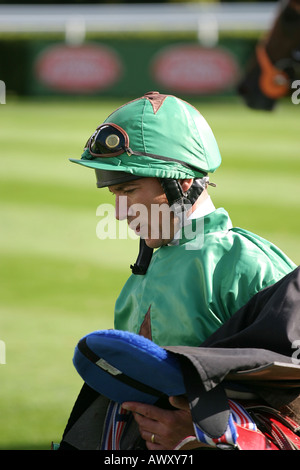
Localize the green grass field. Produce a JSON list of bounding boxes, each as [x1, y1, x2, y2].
[[1, 95, 299, 449]]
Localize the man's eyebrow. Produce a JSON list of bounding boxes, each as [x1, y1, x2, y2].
[[109, 182, 140, 193]]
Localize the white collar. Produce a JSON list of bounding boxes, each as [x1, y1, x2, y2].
[[189, 196, 215, 219], [168, 196, 215, 245]]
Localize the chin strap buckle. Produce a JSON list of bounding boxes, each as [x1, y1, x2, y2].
[[130, 239, 153, 275]]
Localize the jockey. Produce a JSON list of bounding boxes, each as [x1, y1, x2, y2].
[[70, 91, 295, 347], [66, 91, 296, 450]]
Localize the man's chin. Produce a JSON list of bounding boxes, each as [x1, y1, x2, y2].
[[143, 237, 171, 249]]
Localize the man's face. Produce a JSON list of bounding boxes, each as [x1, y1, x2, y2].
[[108, 177, 178, 248]]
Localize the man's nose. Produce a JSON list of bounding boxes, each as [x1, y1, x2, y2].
[[115, 195, 128, 221]]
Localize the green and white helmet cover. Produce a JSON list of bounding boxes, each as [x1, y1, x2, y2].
[[70, 91, 222, 186]]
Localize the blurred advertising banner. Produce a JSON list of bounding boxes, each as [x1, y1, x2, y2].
[[26, 38, 255, 97], [33, 43, 122, 94], [151, 44, 239, 94]]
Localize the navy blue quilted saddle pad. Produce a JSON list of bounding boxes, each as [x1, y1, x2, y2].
[[73, 329, 185, 404]]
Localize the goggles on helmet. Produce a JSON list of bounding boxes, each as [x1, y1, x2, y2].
[[86, 123, 129, 158], [85, 123, 202, 173]]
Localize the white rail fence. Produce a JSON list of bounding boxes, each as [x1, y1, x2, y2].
[[0, 2, 279, 44]]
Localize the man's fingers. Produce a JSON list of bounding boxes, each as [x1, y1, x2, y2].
[[132, 410, 160, 434], [169, 395, 190, 411], [122, 401, 166, 421], [122, 399, 195, 450], [122, 397, 190, 419]]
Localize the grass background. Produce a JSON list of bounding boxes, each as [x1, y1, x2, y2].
[[0, 96, 299, 449]]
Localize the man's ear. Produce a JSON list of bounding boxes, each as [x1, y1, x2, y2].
[[180, 179, 193, 193]]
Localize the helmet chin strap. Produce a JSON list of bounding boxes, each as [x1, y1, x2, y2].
[[130, 239, 154, 275], [159, 177, 209, 212], [130, 177, 209, 275]]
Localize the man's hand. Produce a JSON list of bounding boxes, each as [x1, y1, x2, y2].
[[122, 395, 198, 450]]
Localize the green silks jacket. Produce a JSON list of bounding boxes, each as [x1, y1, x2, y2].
[[114, 208, 296, 347]]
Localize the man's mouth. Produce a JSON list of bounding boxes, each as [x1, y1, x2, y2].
[[128, 218, 141, 235]]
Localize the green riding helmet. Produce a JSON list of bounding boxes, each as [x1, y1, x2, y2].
[[70, 91, 222, 274], [70, 91, 221, 185]]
